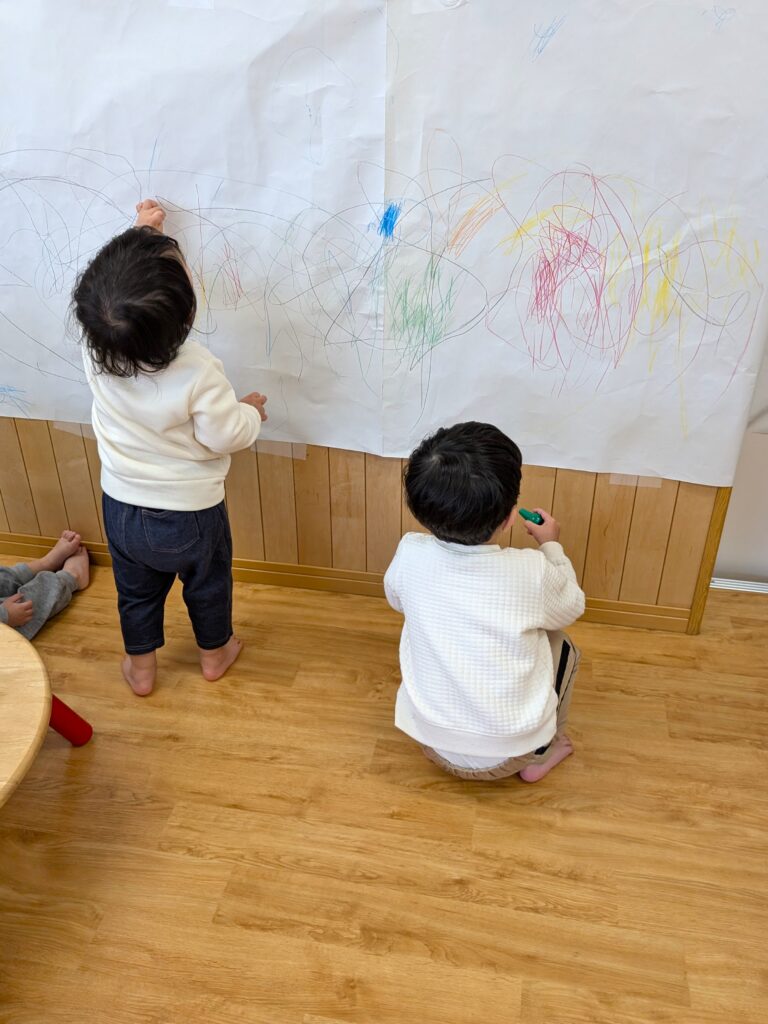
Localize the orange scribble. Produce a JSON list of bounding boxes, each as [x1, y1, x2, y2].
[[448, 193, 503, 258]]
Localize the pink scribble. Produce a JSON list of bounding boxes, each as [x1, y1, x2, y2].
[[487, 168, 646, 382], [528, 221, 606, 330]]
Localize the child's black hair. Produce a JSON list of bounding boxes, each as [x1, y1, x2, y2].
[[73, 226, 196, 378], [404, 422, 523, 545]]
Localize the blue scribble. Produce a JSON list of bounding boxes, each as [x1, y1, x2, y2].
[[707, 5, 735, 29], [0, 384, 31, 415], [531, 15, 566, 59], [378, 202, 402, 239]]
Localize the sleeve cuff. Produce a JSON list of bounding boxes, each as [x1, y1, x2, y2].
[[539, 541, 566, 562]]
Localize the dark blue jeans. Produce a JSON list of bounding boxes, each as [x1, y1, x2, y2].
[[103, 495, 233, 655]]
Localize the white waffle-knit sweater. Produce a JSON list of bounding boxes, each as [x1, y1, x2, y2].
[[384, 533, 585, 757], [84, 341, 261, 511]]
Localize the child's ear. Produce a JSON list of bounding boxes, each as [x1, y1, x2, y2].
[[502, 505, 517, 531]]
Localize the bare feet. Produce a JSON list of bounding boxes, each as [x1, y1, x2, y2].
[[199, 636, 243, 681], [62, 546, 90, 591], [29, 530, 81, 574], [122, 653, 157, 697], [520, 734, 574, 783]]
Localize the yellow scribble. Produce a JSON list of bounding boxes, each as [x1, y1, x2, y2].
[[500, 207, 559, 254], [499, 185, 619, 257], [636, 223, 684, 334]]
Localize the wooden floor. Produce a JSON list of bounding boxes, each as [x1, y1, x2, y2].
[[1, 555, 767, 1023]]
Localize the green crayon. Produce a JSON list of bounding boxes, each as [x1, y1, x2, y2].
[[519, 508, 544, 526]]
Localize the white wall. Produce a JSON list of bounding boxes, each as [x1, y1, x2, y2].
[[714, 351, 768, 581]]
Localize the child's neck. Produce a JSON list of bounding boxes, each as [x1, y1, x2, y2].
[[485, 526, 506, 546], [487, 509, 515, 546]]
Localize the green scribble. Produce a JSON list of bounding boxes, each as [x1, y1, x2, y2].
[[389, 258, 455, 365]]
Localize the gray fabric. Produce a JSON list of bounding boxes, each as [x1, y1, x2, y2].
[[0, 564, 76, 639], [0, 563, 35, 596]]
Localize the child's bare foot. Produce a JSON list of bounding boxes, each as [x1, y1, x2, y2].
[[199, 636, 243, 681], [30, 530, 81, 574], [62, 546, 90, 591], [122, 653, 157, 697], [520, 734, 574, 783]]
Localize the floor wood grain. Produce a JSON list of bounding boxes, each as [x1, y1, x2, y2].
[[1, 554, 766, 1022]]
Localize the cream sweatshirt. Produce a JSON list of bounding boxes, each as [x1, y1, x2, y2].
[[384, 533, 586, 757], [84, 341, 261, 511]]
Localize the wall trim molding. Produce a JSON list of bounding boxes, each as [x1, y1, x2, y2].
[[1, 529, 696, 631], [686, 487, 732, 634]]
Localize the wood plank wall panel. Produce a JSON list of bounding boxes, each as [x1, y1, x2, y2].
[[0, 419, 39, 534], [550, 469, 597, 585], [14, 420, 69, 537], [81, 429, 107, 542], [0, 418, 726, 626], [658, 483, 718, 608], [226, 448, 265, 562], [329, 449, 366, 571], [581, 475, 637, 600], [293, 445, 332, 568], [256, 446, 298, 564], [620, 478, 680, 604], [365, 454, 402, 573], [47, 425, 102, 542]]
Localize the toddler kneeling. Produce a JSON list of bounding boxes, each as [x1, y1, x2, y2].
[[384, 422, 585, 782]]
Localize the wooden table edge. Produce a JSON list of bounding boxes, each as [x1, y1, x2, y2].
[[0, 624, 52, 810]]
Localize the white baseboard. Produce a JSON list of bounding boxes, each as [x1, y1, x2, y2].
[[711, 577, 768, 594]]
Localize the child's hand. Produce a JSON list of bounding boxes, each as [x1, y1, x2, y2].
[[3, 594, 34, 628], [523, 509, 560, 545], [135, 199, 166, 231], [240, 392, 268, 421]]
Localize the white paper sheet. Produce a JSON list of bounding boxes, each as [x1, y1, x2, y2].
[[0, 0, 387, 449], [1, 1, 767, 484]]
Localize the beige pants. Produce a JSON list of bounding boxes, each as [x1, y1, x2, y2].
[[422, 631, 581, 781]]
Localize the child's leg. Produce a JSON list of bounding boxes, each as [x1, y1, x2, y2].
[[113, 553, 174, 696], [549, 630, 581, 732], [519, 632, 581, 783], [111, 549, 175, 658], [103, 495, 177, 696], [0, 532, 82, 605], [422, 746, 530, 780], [177, 502, 242, 681], [0, 564, 35, 597], [15, 565, 79, 641]]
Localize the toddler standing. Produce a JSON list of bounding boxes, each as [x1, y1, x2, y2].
[[73, 200, 267, 696]]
